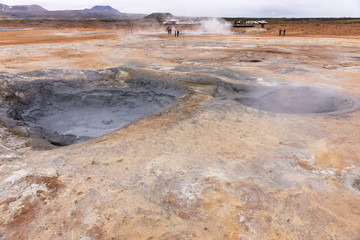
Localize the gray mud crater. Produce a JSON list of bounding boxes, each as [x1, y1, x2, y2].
[[1, 67, 359, 147], [234, 86, 359, 115], [1, 69, 187, 146], [22, 89, 176, 138]]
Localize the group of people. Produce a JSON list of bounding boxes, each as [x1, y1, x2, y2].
[[279, 29, 286, 36], [166, 26, 180, 37]]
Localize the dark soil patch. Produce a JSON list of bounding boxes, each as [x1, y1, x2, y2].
[[352, 178, 360, 191], [239, 59, 262, 63]]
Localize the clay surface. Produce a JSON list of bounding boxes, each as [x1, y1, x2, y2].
[[0, 23, 360, 240]]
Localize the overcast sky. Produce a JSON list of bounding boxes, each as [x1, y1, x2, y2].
[[1, 0, 359, 17]]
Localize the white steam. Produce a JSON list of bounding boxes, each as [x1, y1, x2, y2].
[[197, 18, 232, 34]]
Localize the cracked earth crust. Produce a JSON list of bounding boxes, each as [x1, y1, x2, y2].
[[0, 23, 360, 239]]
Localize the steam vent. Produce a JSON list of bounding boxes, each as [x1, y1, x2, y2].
[[0, 18, 360, 240]]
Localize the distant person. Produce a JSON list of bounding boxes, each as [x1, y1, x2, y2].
[[283, 29, 286, 36], [175, 29, 177, 37], [170, 28, 172, 34], [279, 29, 282, 36], [177, 30, 180, 37]]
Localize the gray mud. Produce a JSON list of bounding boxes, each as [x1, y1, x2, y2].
[[0, 68, 188, 146], [19, 89, 177, 138], [233, 85, 359, 115], [212, 82, 358, 115], [0, 67, 359, 147]]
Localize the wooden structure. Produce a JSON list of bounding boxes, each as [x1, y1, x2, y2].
[[233, 20, 268, 28]]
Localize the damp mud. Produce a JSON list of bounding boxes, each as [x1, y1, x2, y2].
[[1, 67, 359, 147], [0, 68, 188, 146], [234, 85, 359, 115]]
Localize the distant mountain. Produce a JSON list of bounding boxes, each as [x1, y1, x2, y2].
[[145, 12, 173, 21], [0, 4, 10, 10], [85, 5, 120, 13], [0, 4, 47, 11], [0, 3, 146, 20]]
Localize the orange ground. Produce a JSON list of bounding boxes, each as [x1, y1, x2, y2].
[[0, 22, 359, 239]]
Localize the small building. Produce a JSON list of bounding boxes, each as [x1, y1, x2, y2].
[[163, 19, 179, 25], [233, 20, 268, 28]]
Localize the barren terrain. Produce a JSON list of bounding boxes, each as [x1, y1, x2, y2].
[[0, 22, 360, 239]]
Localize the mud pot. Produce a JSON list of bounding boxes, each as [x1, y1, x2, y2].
[[0, 68, 187, 146], [234, 85, 359, 115], [1, 67, 359, 147]]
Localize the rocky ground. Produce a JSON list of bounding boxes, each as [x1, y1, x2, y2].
[[0, 23, 360, 239]]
